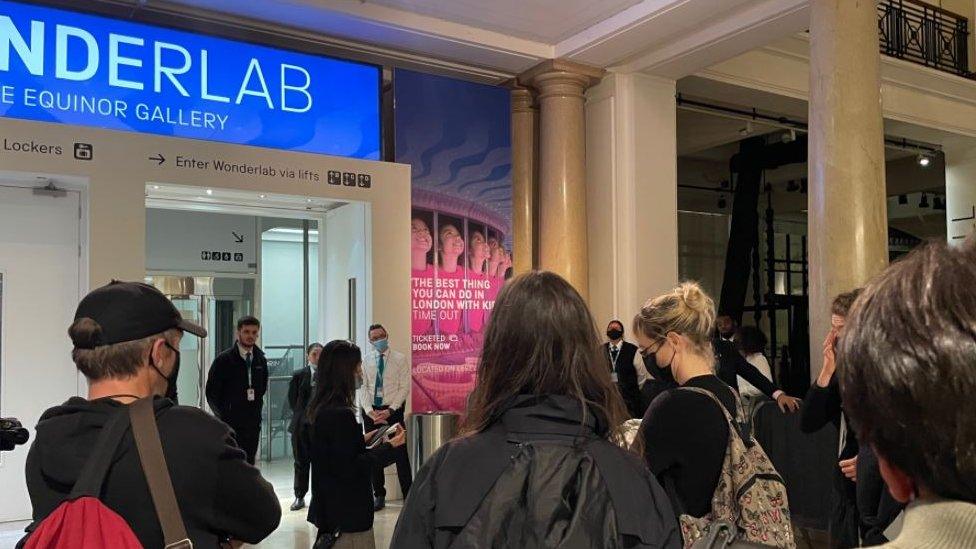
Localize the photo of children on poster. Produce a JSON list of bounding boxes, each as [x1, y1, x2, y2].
[[395, 70, 512, 413]]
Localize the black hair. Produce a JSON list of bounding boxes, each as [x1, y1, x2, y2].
[[368, 324, 386, 335], [307, 342, 323, 354], [838, 241, 976, 503], [735, 325, 768, 355], [607, 320, 624, 331], [307, 340, 362, 422], [237, 316, 260, 330]]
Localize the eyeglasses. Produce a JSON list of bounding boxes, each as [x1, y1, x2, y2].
[[639, 340, 665, 358]]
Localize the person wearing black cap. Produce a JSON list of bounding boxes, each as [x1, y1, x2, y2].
[[24, 281, 281, 548], [206, 316, 268, 465]]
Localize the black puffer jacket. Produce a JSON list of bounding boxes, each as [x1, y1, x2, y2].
[[391, 395, 681, 548]]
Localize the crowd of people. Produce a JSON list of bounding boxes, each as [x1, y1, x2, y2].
[[14, 239, 976, 548]]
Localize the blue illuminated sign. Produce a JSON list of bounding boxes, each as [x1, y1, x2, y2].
[[0, 0, 380, 159]]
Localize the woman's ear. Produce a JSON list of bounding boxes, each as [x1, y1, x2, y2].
[[666, 331, 683, 352], [877, 449, 916, 504]]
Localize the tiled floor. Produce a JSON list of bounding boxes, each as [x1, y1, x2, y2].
[[253, 459, 403, 549]]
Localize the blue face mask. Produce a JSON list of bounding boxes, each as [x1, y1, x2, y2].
[[373, 338, 389, 353]]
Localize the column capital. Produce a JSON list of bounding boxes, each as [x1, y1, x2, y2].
[[504, 79, 538, 113], [518, 59, 605, 99]]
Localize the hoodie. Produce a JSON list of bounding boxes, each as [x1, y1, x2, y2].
[[25, 396, 281, 548]]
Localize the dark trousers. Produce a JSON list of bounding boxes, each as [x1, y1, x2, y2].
[[362, 407, 412, 499], [233, 424, 261, 465], [291, 426, 311, 499]]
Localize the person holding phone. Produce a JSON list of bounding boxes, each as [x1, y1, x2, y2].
[[307, 340, 406, 549]]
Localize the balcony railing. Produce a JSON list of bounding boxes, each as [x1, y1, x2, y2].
[[879, 0, 971, 78]]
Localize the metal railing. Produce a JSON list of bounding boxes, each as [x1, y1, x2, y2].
[[879, 0, 971, 77]]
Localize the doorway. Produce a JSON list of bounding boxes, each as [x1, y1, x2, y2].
[[145, 184, 369, 464], [0, 176, 85, 522]]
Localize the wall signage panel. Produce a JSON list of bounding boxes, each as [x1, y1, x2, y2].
[[0, 0, 380, 159]]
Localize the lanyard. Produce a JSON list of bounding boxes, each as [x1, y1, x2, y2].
[[608, 345, 620, 372]]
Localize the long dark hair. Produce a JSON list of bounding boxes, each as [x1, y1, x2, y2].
[[461, 271, 628, 439], [306, 340, 362, 422]]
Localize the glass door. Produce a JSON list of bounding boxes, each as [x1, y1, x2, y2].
[[169, 296, 206, 408]]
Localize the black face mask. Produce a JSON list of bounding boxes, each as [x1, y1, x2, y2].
[[149, 340, 181, 402], [607, 329, 624, 340]]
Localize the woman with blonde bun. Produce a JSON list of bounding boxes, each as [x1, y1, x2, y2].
[[631, 284, 735, 513]]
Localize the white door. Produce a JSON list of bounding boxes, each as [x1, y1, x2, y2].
[[0, 183, 83, 522]]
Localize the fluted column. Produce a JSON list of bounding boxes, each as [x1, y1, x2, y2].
[[521, 60, 604, 299], [808, 0, 889, 379], [509, 84, 538, 275]]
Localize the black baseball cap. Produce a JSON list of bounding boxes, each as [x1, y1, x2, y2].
[[71, 281, 207, 348]]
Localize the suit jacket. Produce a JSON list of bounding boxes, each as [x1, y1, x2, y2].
[[288, 365, 314, 434], [205, 344, 269, 430], [602, 342, 642, 418]]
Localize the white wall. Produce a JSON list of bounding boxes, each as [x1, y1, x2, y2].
[[946, 146, 976, 245], [586, 72, 679, 330], [321, 203, 369, 349]]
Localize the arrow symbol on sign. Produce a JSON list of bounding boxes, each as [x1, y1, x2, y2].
[[232, 231, 245, 243], [148, 153, 166, 165]]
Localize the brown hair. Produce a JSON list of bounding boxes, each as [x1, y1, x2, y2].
[[461, 271, 628, 439], [838, 241, 976, 502], [69, 319, 179, 381], [633, 281, 716, 351], [831, 289, 862, 317]]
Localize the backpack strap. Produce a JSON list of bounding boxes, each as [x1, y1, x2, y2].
[[129, 397, 191, 549], [67, 407, 131, 499], [675, 386, 753, 445]]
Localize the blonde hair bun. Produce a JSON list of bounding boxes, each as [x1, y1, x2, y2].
[[634, 281, 716, 348]]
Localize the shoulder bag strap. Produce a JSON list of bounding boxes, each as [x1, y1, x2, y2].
[[675, 386, 752, 444], [129, 397, 192, 549], [67, 407, 132, 499]]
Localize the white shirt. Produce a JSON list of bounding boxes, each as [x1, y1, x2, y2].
[[737, 352, 773, 399], [608, 341, 651, 387], [360, 348, 409, 412]]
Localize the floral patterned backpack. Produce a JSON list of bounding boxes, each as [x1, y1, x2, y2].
[[674, 387, 795, 549]]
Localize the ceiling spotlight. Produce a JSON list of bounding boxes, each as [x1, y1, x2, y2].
[[306, 198, 313, 203], [934, 196, 946, 210], [259, 194, 266, 199], [718, 196, 727, 209], [205, 189, 213, 195], [739, 122, 754, 136], [898, 194, 908, 205], [919, 193, 930, 208], [151, 185, 160, 190], [918, 154, 931, 167], [781, 129, 797, 143]]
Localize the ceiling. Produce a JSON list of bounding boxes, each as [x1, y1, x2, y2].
[[153, 0, 809, 79], [363, 0, 643, 43]]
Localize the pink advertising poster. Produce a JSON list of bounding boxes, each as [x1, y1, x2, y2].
[[395, 69, 512, 413]]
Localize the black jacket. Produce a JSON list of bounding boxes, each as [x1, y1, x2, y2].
[[713, 338, 779, 398], [25, 397, 280, 548], [603, 341, 644, 418], [288, 365, 314, 434], [308, 404, 398, 533], [391, 395, 681, 549], [206, 344, 269, 430]]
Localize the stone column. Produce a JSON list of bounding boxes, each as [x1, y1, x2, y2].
[[521, 60, 604, 299], [509, 84, 538, 274], [808, 0, 889, 380]]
